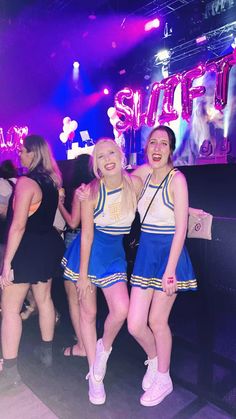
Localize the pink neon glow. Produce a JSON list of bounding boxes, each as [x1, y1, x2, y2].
[[103, 88, 110, 95], [196, 35, 207, 44], [144, 18, 160, 32]]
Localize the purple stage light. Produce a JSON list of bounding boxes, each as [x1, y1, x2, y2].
[[73, 61, 80, 69], [196, 35, 207, 45], [103, 88, 110, 95], [144, 18, 160, 32]]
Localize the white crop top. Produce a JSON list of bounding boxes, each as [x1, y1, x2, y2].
[[94, 181, 135, 235], [138, 169, 178, 234]]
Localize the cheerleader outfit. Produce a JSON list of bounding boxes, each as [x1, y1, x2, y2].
[[11, 171, 65, 284], [62, 180, 135, 288], [130, 169, 197, 292]]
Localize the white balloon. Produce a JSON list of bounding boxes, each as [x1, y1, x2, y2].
[[113, 128, 119, 138], [63, 124, 71, 134], [70, 120, 78, 131], [107, 107, 117, 118], [110, 115, 120, 126], [63, 116, 71, 125], [59, 132, 68, 143]]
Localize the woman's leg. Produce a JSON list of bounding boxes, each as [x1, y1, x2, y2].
[[25, 288, 37, 309], [149, 291, 177, 373], [31, 279, 56, 367], [78, 285, 97, 368], [140, 291, 177, 407], [79, 285, 105, 405], [1, 283, 30, 359], [64, 280, 86, 356], [127, 286, 158, 391], [102, 282, 129, 350], [32, 279, 55, 341], [21, 287, 37, 320], [127, 286, 156, 358], [93, 282, 130, 382]]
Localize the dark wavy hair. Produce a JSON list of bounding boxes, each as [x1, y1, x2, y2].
[[0, 160, 18, 179]]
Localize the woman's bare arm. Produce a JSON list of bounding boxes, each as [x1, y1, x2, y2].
[[162, 172, 188, 295]]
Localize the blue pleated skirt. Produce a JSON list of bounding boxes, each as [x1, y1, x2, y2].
[[61, 229, 127, 288], [130, 232, 197, 291]]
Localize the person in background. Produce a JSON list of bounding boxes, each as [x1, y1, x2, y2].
[[62, 138, 142, 405], [0, 134, 65, 390], [128, 126, 197, 407], [0, 160, 18, 272], [59, 154, 94, 358], [0, 160, 18, 316]]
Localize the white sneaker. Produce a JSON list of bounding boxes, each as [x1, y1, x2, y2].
[[93, 339, 112, 381], [140, 372, 173, 407], [86, 367, 106, 405], [142, 356, 158, 391]]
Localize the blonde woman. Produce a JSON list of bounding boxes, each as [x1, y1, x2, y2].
[[62, 138, 142, 405], [0, 135, 65, 389]]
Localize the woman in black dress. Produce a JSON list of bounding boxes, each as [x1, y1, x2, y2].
[[0, 135, 64, 389]]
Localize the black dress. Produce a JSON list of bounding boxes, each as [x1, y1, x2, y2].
[[11, 171, 65, 284]]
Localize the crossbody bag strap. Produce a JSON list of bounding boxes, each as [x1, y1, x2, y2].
[[141, 168, 174, 226]]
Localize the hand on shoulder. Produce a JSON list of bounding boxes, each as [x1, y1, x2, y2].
[[75, 183, 90, 201]]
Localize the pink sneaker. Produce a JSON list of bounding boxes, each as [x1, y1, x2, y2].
[[140, 372, 173, 407], [86, 367, 106, 405], [93, 339, 112, 381], [142, 356, 158, 391]]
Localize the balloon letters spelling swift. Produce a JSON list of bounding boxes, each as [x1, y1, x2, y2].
[[114, 51, 236, 132]]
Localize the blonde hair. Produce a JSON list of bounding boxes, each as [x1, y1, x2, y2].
[[89, 138, 137, 213], [24, 135, 62, 187]]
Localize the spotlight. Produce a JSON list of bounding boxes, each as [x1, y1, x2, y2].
[[155, 49, 171, 65], [73, 61, 80, 83], [144, 18, 160, 32], [73, 61, 80, 69], [103, 88, 110, 95]]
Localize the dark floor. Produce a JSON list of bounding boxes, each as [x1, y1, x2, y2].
[[1, 283, 236, 419], [15, 327, 232, 419], [0, 310, 234, 419]]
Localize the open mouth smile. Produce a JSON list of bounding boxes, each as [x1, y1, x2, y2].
[[104, 163, 116, 170], [152, 153, 162, 162]]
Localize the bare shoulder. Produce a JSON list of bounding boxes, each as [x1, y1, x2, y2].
[[132, 164, 151, 182], [16, 176, 39, 191], [130, 174, 143, 188], [170, 170, 188, 199], [130, 174, 143, 196], [171, 170, 187, 187]]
